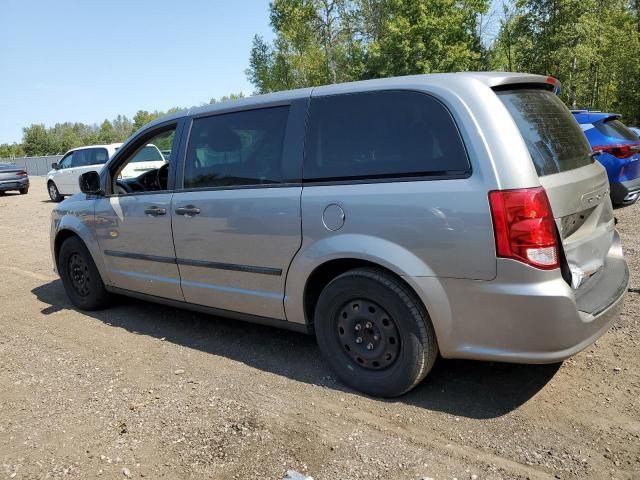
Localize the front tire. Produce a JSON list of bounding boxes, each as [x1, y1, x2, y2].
[[48, 181, 63, 202], [314, 268, 438, 397], [58, 236, 110, 311]]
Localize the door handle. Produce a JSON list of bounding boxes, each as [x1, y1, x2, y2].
[[144, 206, 167, 216], [175, 205, 201, 216]]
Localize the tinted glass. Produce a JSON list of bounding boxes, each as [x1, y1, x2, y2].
[[58, 153, 73, 168], [72, 148, 109, 167], [131, 145, 164, 163], [497, 89, 593, 176], [304, 91, 469, 181], [595, 119, 639, 141], [0, 163, 17, 170], [184, 106, 289, 189]]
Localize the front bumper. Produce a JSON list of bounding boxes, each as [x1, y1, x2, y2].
[[408, 231, 628, 364], [610, 176, 640, 205], [0, 178, 29, 192]]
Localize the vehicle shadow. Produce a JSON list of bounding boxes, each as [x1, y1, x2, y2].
[[31, 279, 560, 419]]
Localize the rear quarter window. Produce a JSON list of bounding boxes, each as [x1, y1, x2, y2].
[[304, 90, 470, 181], [497, 89, 593, 176]]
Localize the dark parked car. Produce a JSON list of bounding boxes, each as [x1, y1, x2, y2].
[[572, 110, 640, 206], [0, 163, 29, 195]]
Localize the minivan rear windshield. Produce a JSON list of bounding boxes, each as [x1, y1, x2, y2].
[[595, 119, 639, 141], [497, 89, 593, 176]]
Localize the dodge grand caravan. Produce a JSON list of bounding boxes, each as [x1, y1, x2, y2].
[[50, 73, 629, 397]]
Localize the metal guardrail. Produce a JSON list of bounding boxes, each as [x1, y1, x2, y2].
[[0, 155, 63, 176]]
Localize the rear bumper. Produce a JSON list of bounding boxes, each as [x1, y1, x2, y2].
[[408, 231, 628, 364], [610, 176, 640, 205], [0, 178, 29, 191]]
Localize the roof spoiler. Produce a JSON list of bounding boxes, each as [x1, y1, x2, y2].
[[487, 74, 561, 95]]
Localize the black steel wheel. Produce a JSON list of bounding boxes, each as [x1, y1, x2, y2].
[[337, 298, 400, 370], [58, 236, 110, 310], [67, 252, 91, 297], [315, 267, 438, 397]]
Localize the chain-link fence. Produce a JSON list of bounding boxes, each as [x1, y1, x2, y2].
[[0, 155, 63, 176]]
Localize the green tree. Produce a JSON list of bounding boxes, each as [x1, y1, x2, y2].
[[23, 124, 55, 156], [489, 0, 640, 124], [112, 115, 134, 142], [0, 143, 25, 158], [132, 110, 162, 132], [98, 120, 116, 143], [247, 0, 489, 93], [366, 0, 489, 77]]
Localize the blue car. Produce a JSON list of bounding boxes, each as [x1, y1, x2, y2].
[[572, 110, 640, 206]]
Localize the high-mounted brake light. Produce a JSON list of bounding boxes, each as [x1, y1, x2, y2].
[[488, 187, 559, 270], [592, 143, 640, 159]]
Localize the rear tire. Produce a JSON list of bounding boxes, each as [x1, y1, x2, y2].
[[314, 267, 438, 397], [19, 188, 28, 195], [48, 181, 63, 202], [58, 236, 110, 311]]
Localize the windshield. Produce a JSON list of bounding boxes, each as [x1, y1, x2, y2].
[[497, 89, 593, 176]]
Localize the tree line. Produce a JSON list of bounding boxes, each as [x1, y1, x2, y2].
[[0, 94, 244, 159], [3, 0, 639, 158], [248, 0, 640, 123]]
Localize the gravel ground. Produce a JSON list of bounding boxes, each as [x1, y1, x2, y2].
[[0, 177, 639, 480]]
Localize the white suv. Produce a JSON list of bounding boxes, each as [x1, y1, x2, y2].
[[47, 143, 167, 202]]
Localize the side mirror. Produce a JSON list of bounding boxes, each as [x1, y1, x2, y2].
[[79, 171, 103, 195], [51, 162, 60, 170]]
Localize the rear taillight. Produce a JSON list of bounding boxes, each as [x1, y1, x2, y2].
[[593, 144, 640, 159], [488, 187, 559, 270], [17, 170, 27, 177]]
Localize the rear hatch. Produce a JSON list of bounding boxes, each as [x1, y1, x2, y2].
[[592, 115, 640, 180], [497, 88, 615, 289]]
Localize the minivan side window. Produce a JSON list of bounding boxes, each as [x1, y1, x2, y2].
[[183, 106, 290, 189], [73, 148, 109, 167], [304, 91, 470, 182]]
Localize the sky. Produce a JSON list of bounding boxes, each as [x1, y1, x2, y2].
[[0, 0, 274, 144]]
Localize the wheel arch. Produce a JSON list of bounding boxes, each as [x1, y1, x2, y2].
[[52, 218, 108, 284], [54, 229, 79, 270], [301, 258, 437, 332]]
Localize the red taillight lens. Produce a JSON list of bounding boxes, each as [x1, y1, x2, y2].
[[593, 144, 640, 159], [488, 187, 559, 270], [17, 170, 27, 177]]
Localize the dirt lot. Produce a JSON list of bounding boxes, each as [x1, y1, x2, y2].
[[0, 176, 639, 480]]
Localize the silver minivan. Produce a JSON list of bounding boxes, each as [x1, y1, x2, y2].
[[50, 73, 629, 397]]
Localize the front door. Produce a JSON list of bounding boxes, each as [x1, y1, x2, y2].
[[66, 148, 110, 194], [171, 104, 304, 320], [94, 122, 184, 301], [53, 151, 75, 194]]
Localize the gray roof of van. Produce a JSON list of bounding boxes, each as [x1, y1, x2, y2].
[[143, 72, 556, 131]]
